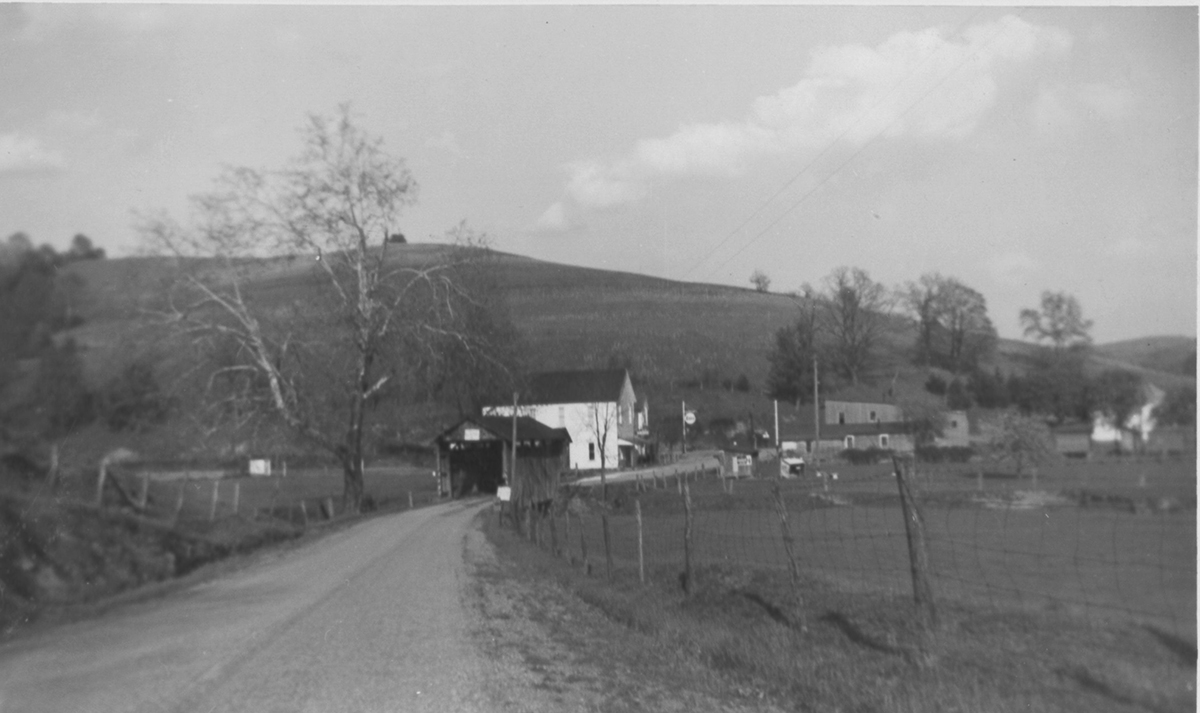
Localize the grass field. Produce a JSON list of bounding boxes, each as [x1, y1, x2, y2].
[[552, 459, 1197, 645], [486, 504, 1198, 713]]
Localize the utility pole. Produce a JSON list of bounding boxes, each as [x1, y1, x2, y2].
[[510, 391, 519, 486], [774, 399, 779, 451], [681, 400, 687, 455], [813, 355, 822, 488]]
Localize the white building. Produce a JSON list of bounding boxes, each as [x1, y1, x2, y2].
[[483, 369, 648, 471]]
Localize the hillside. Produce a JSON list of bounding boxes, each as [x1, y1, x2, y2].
[[1093, 336, 1195, 379], [46, 245, 1196, 458]]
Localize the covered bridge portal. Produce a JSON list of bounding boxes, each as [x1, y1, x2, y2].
[[433, 416, 570, 501]]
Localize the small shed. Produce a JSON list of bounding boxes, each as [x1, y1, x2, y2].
[[1052, 422, 1093, 459], [432, 416, 571, 501]]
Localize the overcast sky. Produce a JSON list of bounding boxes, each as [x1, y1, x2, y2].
[[0, 4, 1195, 344]]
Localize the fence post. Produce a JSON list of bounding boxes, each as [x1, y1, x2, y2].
[[208, 480, 220, 522], [636, 498, 645, 584], [408, 491, 414, 509], [682, 482, 694, 596], [601, 508, 613, 582], [173, 481, 185, 524], [549, 506, 560, 557], [138, 475, 149, 510], [772, 482, 805, 628], [564, 507, 573, 561], [579, 513, 591, 575], [95, 463, 108, 507], [232, 481, 240, 516], [892, 456, 938, 651], [300, 500, 309, 527]]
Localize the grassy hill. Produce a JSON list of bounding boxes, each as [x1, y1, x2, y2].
[[45, 245, 1196, 460], [1093, 336, 1195, 379]]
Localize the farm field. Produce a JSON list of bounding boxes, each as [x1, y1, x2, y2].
[[557, 459, 1197, 644]]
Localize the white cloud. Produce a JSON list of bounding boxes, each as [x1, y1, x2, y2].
[[561, 14, 1070, 209], [565, 160, 645, 208], [0, 133, 65, 175], [533, 202, 570, 233]]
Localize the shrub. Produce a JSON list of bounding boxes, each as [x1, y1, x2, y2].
[[915, 445, 975, 463], [839, 447, 894, 465]]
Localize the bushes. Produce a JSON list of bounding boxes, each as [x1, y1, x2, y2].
[[915, 445, 975, 464], [839, 447, 893, 465]]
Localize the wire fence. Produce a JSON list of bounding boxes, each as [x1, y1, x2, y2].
[[112, 466, 438, 525], [512, 457, 1196, 645]]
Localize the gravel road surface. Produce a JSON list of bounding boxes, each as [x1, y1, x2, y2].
[[0, 498, 505, 713]]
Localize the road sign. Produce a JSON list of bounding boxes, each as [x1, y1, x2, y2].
[[684, 411, 696, 425]]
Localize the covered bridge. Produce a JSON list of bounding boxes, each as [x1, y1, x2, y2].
[[432, 415, 571, 501]]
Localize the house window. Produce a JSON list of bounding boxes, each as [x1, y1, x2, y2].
[[869, 410, 877, 422], [950, 419, 958, 429], [838, 412, 846, 425], [588, 443, 596, 461], [844, 435, 855, 449], [879, 434, 890, 448]]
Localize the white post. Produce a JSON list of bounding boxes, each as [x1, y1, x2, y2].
[[774, 399, 779, 452], [232, 481, 240, 515]]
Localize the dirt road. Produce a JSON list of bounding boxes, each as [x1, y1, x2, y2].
[[0, 498, 501, 713]]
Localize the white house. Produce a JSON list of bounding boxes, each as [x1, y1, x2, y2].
[[483, 369, 648, 471]]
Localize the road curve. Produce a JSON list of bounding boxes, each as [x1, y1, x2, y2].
[[0, 498, 494, 713]]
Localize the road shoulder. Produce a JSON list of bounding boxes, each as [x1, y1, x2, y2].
[[462, 512, 782, 713]]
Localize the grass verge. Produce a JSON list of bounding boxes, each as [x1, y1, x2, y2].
[[483, 507, 1196, 713]]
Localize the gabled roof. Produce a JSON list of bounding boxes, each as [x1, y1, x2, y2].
[[521, 369, 630, 405], [781, 421, 912, 440], [434, 416, 571, 444]]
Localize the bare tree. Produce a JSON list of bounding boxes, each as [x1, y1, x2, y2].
[[766, 288, 821, 407], [899, 273, 996, 373], [819, 267, 893, 386], [1019, 291, 1092, 352], [750, 269, 771, 293], [138, 106, 513, 513]]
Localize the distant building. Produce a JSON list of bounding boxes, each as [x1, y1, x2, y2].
[[432, 415, 570, 498], [483, 368, 649, 470], [778, 398, 969, 457], [1051, 421, 1093, 458]]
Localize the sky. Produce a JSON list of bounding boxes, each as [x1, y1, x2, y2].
[[0, 4, 1196, 344]]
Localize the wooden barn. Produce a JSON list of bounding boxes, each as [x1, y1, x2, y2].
[[432, 416, 571, 502]]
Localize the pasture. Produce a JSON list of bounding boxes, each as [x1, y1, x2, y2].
[[558, 458, 1197, 644]]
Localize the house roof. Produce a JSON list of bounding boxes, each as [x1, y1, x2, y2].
[[435, 416, 571, 444], [781, 421, 912, 440], [521, 369, 630, 405]]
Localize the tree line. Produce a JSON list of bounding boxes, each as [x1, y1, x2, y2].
[[765, 268, 1195, 434]]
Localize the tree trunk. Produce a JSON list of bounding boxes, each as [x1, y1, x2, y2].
[[341, 452, 365, 514]]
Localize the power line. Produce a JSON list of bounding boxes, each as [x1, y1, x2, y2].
[[685, 8, 1023, 283]]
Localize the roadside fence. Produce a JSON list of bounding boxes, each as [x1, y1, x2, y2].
[[507, 456, 1197, 647], [112, 466, 438, 526]]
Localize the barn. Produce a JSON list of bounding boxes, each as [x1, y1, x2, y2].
[[432, 415, 571, 501]]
